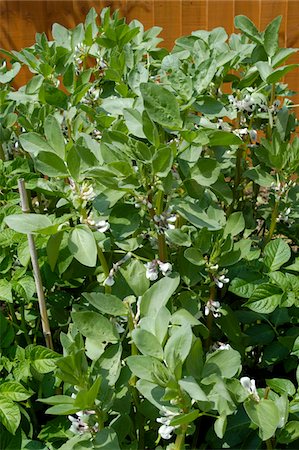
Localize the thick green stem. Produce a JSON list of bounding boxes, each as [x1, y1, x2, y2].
[[174, 425, 187, 450], [266, 438, 273, 450], [155, 189, 168, 261], [96, 244, 111, 294], [264, 200, 279, 245]]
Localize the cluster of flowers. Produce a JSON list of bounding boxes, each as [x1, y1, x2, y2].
[[69, 179, 96, 202], [81, 213, 110, 233], [228, 94, 255, 113], [104, 253, 132, 286], [271, 180, 297, 200], [68, 410, 98, 435], [156, 408, 180, 440], [144, 259, 172, 281], [153, 210, 177, 233], [207, 263, 229, 289]]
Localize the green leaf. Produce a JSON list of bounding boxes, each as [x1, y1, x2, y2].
[[123, 108, 146, 139], [126, 355, 169, 384], [170, 410, 199, 427], [132, 329, 164, 360], [0, 382, 32, 402], [0, 62, 21, 83], [164, 325, 193, 371], [44, 115, 65, 159], [176, 202, 222, 231], [35, 152, 68, 177], [109, 204, 140, 240], [93, 427, 121, 450], [47, 232, 63, 271], [244, 398, 280, 441], [266, 378, 296, 396], [267, 65, 299, 84], [152, 147, 174, 177], [140, 275, 180, 317], [264, 16, 282, 57], [29, 345, 60, 373], [214, 415, 227, 439], [179, 377, 208, 402], [71, 311, 119, 343], [68, 225, 97, 267], [119, 259, 150, 296], [277, 421, 299, 444], [82, 292, 127, 316], [0, 395, 20, 434], [264, 239, 291, 272], [165, 229, 191, 247], [40, 82, 68, 109], [245, 284, 283, 313], [140, 82, 183, 130], [0, 279, 12, 303], [243, 166, 275, 187], [184, 248, 205, 266], [208, 130, 242, 146], [19, 133, 55, 156], [223, 212, 245, 237], [5, 214, 52, 234], [202, 348, 241, 380], [191, 158, 221, 186], [234, 15, 263, 44]]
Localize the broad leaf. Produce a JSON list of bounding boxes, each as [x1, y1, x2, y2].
[[132, 329, 164, 360], [44, 115, 65, 159], [68, 225, 97, 267], [0, 395, 20, 434], [140, 275, 180, 317], [71, 311, 119, 343], [5, 214, 52, 234], [264, 239, 291, 272], [244, 398, 280, 441], [245, 284, 283, 313], [83, 292, 127, 316], [140, 82, 183, 130]]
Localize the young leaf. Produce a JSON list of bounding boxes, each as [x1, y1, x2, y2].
[[140, 275, 180, 317], [132, 329, 164, 360], [83, 292, 128, 316], [140, 82, 183, 130], [164, 325, 193, 371], [68, 225, 97, 267], [223, 212, 245, 237], [234, 15, 263, 44], [44, 115, 65, 159], [179, 377, 208, 402], [28, 345, 60, 373], [264, 16, 282, 58], [0, 395, 20, 435], [0, 382, 32, 402], [264, 239, 291, 272]]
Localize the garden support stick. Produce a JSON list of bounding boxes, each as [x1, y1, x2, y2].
[[18, 178, 54, 350]]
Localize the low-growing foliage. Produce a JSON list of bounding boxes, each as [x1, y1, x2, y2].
[[0, 8, 299, 450]]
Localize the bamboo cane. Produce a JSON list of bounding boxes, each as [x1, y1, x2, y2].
[[18, 179, 54, 350]]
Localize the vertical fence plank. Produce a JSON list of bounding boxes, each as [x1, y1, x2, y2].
[[181, 0, 207, 36], [285, 0, 299, 108], [126, 1, 154, 30], [207, 0, 234, 33], [154, 0, 182, 49], [234, 0, 261, 30]]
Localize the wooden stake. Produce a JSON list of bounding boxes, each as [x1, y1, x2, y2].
[[18, 179, 54, 350]]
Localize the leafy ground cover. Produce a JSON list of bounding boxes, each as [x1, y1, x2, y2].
[[0, 8, 299, 449]]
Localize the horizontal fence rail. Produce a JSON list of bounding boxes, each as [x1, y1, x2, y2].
[[1, 0, 299, 107]]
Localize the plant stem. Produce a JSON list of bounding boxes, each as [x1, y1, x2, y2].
[[174, 425, 187, 450], [205, 282, 216, 350], [155, 189, 168, 261], [264, 199, 279, 245], [266, 438, 273, 450], [96, 244, 111, 294], [20, 303, 31, 345]]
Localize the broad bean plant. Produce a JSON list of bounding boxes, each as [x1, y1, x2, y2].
[[0, 8, 299, 449]]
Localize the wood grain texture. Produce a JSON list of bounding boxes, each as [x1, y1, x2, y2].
[[1, 0, 299, 108]]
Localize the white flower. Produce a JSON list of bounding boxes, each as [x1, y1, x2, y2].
[[158, 423, 176, 440], [145, 261, 159, 281], [96, 220, 110, 233], [80, 183, 95, 201], [158, 262, 172, 277], [214, 274, 229, 289], [205, 300, 221, 318], [104, 274, 115, 286], [240, 377, 260, 402], [68, 415, 89, 435], [218, 343, 231, 350], [156, 408, 180, 440]]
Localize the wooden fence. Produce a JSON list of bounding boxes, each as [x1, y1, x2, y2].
[[1, 0, 299, 106]]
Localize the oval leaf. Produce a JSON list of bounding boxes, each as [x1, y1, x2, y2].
[[68, 225, 97, 267]]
